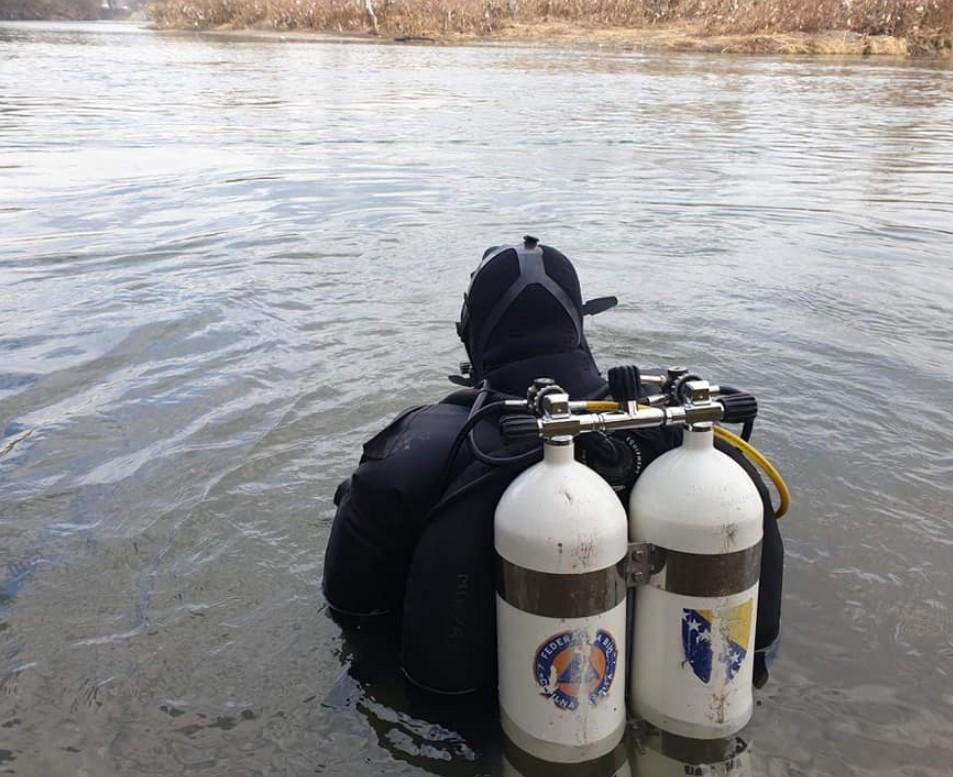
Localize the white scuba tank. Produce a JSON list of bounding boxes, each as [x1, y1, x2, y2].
[[628, 426, 763, 739], [495, 437, 629, 763]]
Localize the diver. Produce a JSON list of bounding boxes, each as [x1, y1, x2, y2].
[[322, 236, 783, 695]]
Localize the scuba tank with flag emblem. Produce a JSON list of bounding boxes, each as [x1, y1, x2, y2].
[[628, 423, 763, 738]]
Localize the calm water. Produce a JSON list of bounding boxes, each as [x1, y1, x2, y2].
[[1, 20, 953, 777]]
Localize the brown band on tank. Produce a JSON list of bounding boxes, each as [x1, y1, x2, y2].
[[502, 732, 628, 777], [652, 541, 762, 597], [496, 555, 627, 618]]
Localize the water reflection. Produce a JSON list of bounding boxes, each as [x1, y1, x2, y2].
[[502, 725, 751, 777], [324, 612, 501, 772], [330, 610, 757, 777], [631, 731, 750, 777]]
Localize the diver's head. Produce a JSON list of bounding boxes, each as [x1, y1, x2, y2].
[[456, 236, 614, 396]]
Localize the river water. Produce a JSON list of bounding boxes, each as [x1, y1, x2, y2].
[[1, 19, 952, 776]]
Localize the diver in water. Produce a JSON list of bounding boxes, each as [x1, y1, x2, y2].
[[322, 237, 783, 695]]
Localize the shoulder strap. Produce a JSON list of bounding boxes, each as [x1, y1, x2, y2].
[[439, 388, 482, 408]]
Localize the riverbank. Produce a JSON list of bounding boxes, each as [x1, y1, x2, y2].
[[162, 23, 927, 57], [149, 0, 953, 57]]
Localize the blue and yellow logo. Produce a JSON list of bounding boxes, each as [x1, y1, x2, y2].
[[534, 629, 618, 710], [682, 600, 752, 684]]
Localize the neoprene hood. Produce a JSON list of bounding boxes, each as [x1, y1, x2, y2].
[[457, 237, 595, 385]]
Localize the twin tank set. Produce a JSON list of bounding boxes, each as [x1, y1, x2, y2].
[[493, 367, 781, 771]]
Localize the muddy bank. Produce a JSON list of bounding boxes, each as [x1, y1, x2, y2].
[[463, 22, 936, 57], [153, 20, 952, 58]]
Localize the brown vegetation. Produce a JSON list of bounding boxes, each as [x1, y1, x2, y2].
[[148, 0, 953, 55], [0, 0, 99, 19]]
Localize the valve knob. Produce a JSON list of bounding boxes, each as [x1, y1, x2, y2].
[[720, 392, 758, 424], [500, 415, 541, 444], [607, 365, 642, 402]]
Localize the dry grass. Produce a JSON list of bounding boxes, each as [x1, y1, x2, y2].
[[148, 0, 953, 54]]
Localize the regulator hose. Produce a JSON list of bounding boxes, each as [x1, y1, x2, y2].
[[713, 425, 791, 519], [442, 393, 509, 488], [441, 387, 540, 491], [467, 388, 541, 468]]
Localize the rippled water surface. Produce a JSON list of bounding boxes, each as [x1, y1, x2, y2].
[[2, 20, 953, 776]]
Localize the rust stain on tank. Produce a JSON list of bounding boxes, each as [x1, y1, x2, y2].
[[574, 537, 595, 570], [721, 522, 738, 553]]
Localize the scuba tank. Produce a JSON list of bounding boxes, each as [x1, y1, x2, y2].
[[495, 383, 629, 761], [628, 425, 762, 738]]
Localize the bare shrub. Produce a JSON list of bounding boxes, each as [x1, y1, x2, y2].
[[148, 0, 953, 49]]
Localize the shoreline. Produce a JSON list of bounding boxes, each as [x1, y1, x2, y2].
[[152, 20, 953, 58]]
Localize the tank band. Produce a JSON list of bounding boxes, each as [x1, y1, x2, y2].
[[502, 730, 628, 777], [651, 541, 762, 597], [496, 556, 627, 618]]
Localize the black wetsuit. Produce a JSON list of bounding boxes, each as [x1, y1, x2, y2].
[[322, 375, 783, 695]]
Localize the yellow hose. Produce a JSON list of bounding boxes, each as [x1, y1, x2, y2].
[[581, 400, 791, 519], [584, 400, 623, 412], [713, 426, 791, 519], [583, 401, 653, 412]]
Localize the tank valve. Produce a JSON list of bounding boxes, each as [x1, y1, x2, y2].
[[527, 378, 567, 417]]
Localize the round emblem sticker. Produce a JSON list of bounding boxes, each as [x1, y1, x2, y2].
[[533, 629, 618, 710]]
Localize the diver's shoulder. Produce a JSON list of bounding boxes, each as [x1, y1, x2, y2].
[[360, 398, 471, 463]]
